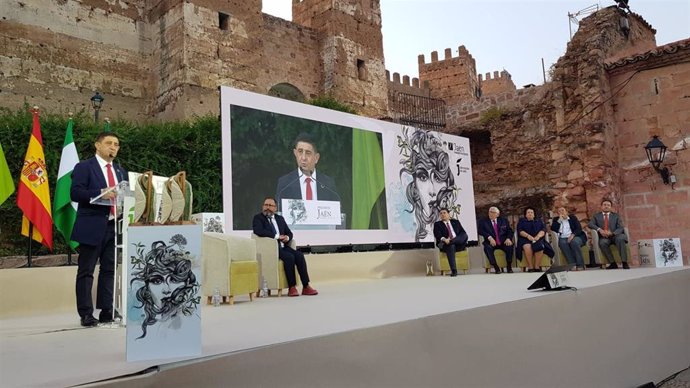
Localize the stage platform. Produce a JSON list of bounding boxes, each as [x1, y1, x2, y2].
[[1, 266, 689, 387]]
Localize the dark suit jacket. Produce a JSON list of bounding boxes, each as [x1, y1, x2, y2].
[[275, 170, 339, 210], [252, 212, 294, 244], [588, 212, 626, 238], [70, 157, 128, 246], [551, 215, 587, 244], [477, 216, 513, 245], [433, 219, 468, 247]]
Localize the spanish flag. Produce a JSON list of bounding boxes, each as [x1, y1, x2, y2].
[[16, 108, 53, 251]]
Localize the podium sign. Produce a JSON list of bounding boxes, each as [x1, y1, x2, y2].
[[281, 199, 341, 226], [638, 238, 683, 268]]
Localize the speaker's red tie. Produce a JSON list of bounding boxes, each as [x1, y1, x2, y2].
[[106, 163, 116, 215], [305, 177, 313, 200]]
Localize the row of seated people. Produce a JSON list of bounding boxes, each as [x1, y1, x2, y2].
[[435, 198, 631, 276]]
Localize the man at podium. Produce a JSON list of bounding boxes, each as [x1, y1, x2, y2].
[[275, 132, 339, 209], [70, 132, 128, 327]]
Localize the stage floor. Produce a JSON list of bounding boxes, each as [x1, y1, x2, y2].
[[1, 266, 688, 387]]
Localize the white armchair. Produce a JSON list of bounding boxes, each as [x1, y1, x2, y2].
[[252, 234, 297, 297], [202, 232, 259, 304]]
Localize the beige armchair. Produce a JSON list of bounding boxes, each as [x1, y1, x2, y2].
[[252, 234, 297, 297], [434, 249, 470, 275], [202, 232, 259, 305]]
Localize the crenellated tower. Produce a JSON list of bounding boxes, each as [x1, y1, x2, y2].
[[418, 46, 480, 104], [292, 0, 388, 117]]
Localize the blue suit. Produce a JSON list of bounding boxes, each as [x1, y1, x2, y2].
[[477, 217, 514, 268], [71, 156, 128, 319], [252, 212, 311, 288]]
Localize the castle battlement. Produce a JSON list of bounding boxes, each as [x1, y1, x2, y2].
[[417, 45, 475, 65], [385, 70, 421, 88], [478, 69, 516, 96], [478, 70, 512, 82]]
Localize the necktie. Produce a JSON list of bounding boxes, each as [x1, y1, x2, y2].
[[305, 177, 313, 200], [106, 163, 116, 215], [492, 220, 501, 245], [268, 216, 277, 235], [446, 222, 453, 238], [603, 213, 609, 231]]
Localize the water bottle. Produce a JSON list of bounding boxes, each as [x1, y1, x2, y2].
[[212, 288, 221, 307], [261, 278, 269, 298]]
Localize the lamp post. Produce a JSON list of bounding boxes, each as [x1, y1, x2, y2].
[[644, 135, 670, 184], [90, 91, 104, 123]]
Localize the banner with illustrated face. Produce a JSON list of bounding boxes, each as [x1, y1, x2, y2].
[[221, 86, 476, 245]]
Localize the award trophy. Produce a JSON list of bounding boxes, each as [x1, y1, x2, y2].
[[89, 180, 133, 328]]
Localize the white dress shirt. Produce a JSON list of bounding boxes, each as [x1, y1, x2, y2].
[[298, 168, 318, 200]]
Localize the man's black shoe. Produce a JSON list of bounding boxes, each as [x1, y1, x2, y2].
[[622, 262, 630, 269], [81, 315, 99, 327], [450, 270, 458, 277], [99, 310, 122, 323], [586, 263, 599, 269], [606, 263, 619, 270], [506, 266, 514, 273]]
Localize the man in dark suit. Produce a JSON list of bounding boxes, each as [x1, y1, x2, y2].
[[275, 133, 339, 211], [252, 196, 318, 297], [433, 208, 468, 277], [588, 199, 629, 269], [477, 206, 514, 274], [71, 132, 128, 327]]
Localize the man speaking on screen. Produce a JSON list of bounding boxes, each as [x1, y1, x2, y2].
[[275, 132, 339, 210]]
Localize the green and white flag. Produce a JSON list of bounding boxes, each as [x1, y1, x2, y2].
[[0, 142, 15, 207], [53, 118, 80, 250]]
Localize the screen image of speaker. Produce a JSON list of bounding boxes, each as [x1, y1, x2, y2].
[[527, 265, 572, 291]]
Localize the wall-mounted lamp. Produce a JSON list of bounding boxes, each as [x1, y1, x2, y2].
[[90, 91, 104, 123], [644, 135, 670, 184]]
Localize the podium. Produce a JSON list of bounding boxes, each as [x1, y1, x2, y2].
[[280, 198, 344, 229], [89, 181, 133, 327]]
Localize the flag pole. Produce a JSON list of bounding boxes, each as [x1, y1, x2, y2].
[[26, 223, 33, 268]]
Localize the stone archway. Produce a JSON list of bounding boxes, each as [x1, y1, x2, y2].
[[267, 83, 305, 102]]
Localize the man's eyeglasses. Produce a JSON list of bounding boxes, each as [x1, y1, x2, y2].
[[263, 203, 276, 207]]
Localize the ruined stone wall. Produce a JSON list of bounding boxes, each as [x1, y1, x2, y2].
[[0, 0, 153, 121], [418, 46, 479, 104], [293, 0, 388, 117], [608, 41, 690, 264], [446, 85, 545, 127], [478, 70, 516, 97]]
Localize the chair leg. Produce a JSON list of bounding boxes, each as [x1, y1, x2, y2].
[[249, 293, 254, 302], [277, 289, 283, 297], [206, 296, 212, 305], [228, 296, 235, 305]]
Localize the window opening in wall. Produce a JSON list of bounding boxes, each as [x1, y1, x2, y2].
[[653, 78, 660, 95], [219, 12, 230, 31], [357, 59, 366, 80]]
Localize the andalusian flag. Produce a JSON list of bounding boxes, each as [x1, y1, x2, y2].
[[0, 142, 15, 206], [53, 118, 79, 250], [16, 108, 53, 251], [351, 128, 387, 229]]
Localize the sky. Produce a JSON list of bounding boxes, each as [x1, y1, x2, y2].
[[262, 0, 690, 88]]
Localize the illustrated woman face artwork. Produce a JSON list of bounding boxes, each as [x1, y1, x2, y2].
[[399, 128, 457, 242], [130, 236, 199, 339]]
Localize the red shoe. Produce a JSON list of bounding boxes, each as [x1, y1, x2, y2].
[[302, 285, 318, 296], [288, 286, 299, 297]]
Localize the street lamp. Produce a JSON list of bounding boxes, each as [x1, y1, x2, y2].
[[90, 92, 104, 122], [644, 135, 670, 184]]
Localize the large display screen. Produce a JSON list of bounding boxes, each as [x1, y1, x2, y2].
[[221, 87, 477, 246]]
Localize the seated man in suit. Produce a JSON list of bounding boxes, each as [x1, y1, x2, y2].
[[252, 196, 318, 297], [275, 133, 339, 211], [551, 206, 588, 271], [477, 206, 514, 274], [588, 199, 629, 269], [433, 208, 468, 277]]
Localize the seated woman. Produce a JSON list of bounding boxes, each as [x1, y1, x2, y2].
[[551, 206, 588, 271], [517, 207, 548, 272]]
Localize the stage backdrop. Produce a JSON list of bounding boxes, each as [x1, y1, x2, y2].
[[221, 87, 477, 246]]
